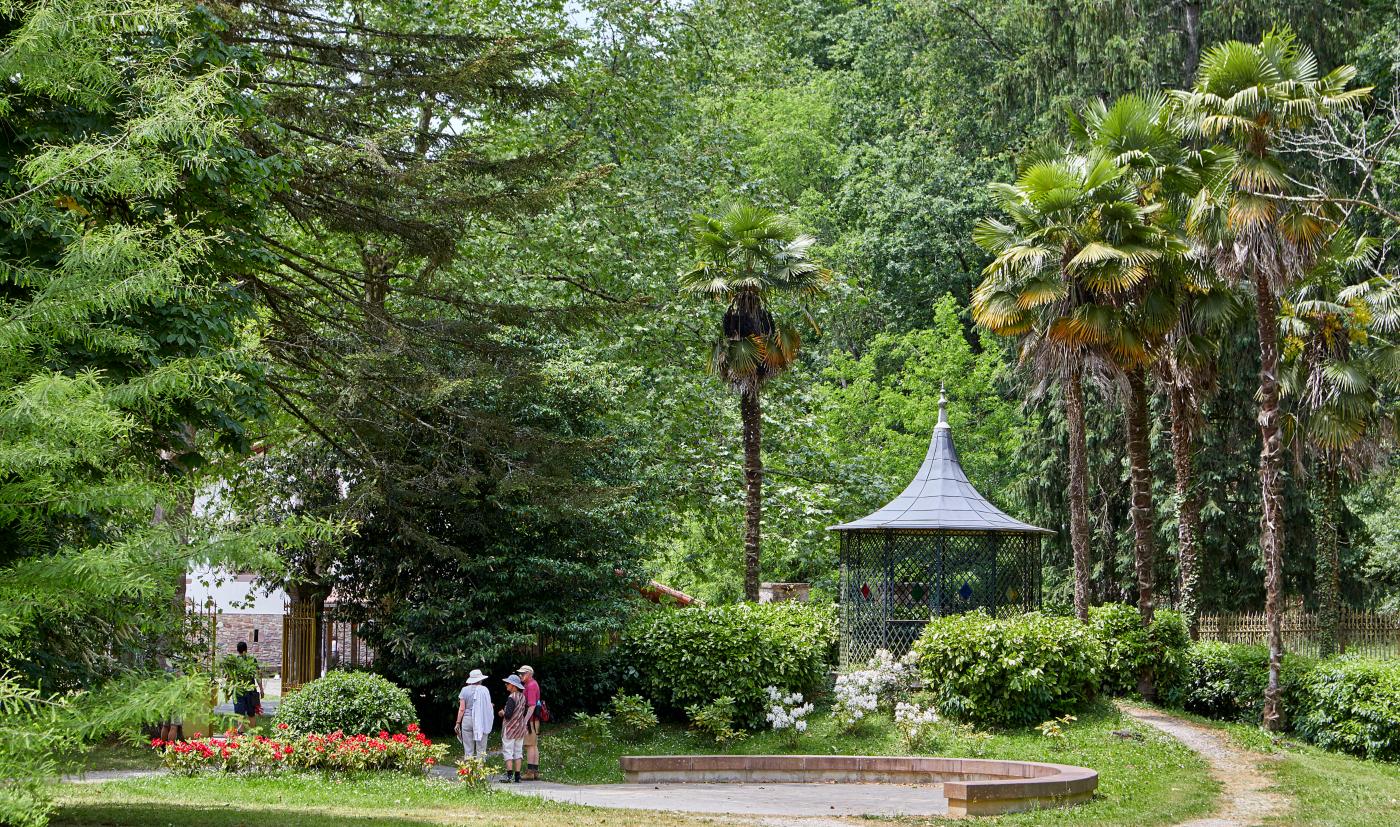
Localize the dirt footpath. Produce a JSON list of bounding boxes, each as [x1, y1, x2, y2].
[[1120, 703, 1289, 827]]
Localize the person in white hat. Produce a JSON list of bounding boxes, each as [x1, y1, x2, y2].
[[455, 669, 493, 759], [498, 674, 531, 782]]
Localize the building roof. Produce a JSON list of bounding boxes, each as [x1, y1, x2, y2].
[[829, 390, 1053, 534]]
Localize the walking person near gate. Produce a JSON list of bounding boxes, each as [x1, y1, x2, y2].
[[456, 669, 492, 759], [517, 664, 543, 780]]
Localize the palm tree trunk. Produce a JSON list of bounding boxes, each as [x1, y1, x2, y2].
[[1254, 275, 1287, 731], [1124, 365, 1157, 699], [1168, 382, 1203, 638], [741, 386, 763, 602], [1316, 461, 1342, 658], [1065, 362, 1092, 622]]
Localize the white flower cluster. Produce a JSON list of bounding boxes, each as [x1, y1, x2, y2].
[[832, 649, 919, 732], [764, 686, 814, 736], [894, 701, 940, 749]]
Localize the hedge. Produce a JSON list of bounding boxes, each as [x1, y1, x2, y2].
[[1293, 657, 1400, 761], [275, 671, 418, 736], [1176, 641, 1313, 723], [618, 602, 836, 729], [913, 610, 1103, 727], [1088, 604, 1190, 700]]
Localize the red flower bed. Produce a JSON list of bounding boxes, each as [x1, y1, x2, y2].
[[153, 723, 445, 776]]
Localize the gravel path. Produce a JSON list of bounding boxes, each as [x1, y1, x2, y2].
[[494, 780, 948, 819], [1119, 703, 1289, 827]]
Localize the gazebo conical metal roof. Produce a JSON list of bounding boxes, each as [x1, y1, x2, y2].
[[831, 389, 1049, 667]]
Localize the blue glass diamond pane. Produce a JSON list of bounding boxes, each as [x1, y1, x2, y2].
[[958, 582, 973, 600]]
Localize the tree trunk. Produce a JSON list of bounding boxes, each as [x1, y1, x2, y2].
[[1254, 275, 1287, 731], [1065, 363, 1092, 622], [1124, 365, 1157, 699], [1168, 381, 1203, 638], [741, 387, 763, 602], [1181, 0, 1202, 85], [1315, 462, 1342, 658]]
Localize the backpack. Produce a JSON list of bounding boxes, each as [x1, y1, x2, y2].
[[535, 699, 551, 724]]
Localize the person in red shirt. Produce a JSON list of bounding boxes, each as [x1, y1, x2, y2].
[[517, 665, 541, 780]]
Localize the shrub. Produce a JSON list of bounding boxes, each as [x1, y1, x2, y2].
[[686, 696, 744, 745], [832, 648, 920, 732], [1177, 642, 1314, 724], [912, 610, 1103, 728], [608, 692, 658, 743], [619, 602, 835, 729], [1089, 604, 1190, 700], [275, 671, 417, 737], [764, 686, 813, 747], [1293, 658, 1400, 760], [1178, 641, 1268, 721], [455, 757, 492, 790], [894, 701, 940, 751], [571, 711, 612, 746]]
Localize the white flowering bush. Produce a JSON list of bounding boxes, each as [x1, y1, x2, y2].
[[894, 702, 941, 751], [764, 686, 814, 747], [832, 648, 920, 732]]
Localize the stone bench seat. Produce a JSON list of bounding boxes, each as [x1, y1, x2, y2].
[[619, 754, 1097, 816]]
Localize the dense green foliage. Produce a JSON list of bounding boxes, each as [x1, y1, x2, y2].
[[1176, 642, 1400, 760], [619, 603, 836, 729], [606, 693, 659, 743], [274, 672, 417, 737], [1294, 658, 1400, 761], [913, 611, 1104, 727], [1177, 641, 1316, 726], [1089, 605, 1191, 700], [7, 1, 1400, 822]]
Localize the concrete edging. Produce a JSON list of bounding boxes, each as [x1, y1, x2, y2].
[[619, 754, 1097, 817]]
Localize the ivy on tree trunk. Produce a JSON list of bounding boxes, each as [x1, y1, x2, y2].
[[741, 387, 763, 602]]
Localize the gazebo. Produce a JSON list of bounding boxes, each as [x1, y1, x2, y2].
[[831, 390, 1050, 667]]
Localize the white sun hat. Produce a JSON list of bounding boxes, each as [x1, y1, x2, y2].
[[466, 669, 487, 685]]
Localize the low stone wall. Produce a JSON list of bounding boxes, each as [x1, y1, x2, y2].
[[619, 754, 1097, 817]]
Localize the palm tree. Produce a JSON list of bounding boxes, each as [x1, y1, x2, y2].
[[1173, 29, 1369, 729], [1073, 94, 1183, 645], [973, 146, 1163, 624], [1075, 93, 1239, 640], [1281, 233, 1400, 656], [680, 205, 831, 602]]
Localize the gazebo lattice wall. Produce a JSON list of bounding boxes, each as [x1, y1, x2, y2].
[[831, 391, 1049, 668], [838, 529, 1041, 667]]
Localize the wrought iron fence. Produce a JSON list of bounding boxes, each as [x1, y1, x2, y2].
[[282, 603, 375, 691]]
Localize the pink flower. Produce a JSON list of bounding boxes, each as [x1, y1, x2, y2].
[[277, 722, 290, 730]]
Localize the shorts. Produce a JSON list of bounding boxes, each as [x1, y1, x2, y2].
[[523, 726, 538, 747], [502, 737, 524, 761], [233, 690, 261, 716]]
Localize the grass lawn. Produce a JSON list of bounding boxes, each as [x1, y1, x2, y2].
[[52, 774, 708, 827], [53, 701, 1216, 826], [65, 738, 162, 773], [1206, 718, 1400, 827]]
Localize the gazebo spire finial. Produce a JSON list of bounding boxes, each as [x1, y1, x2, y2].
[[937, 382, 948, 428]]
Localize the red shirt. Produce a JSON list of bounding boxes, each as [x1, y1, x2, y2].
[[523, 676, 540, 712]]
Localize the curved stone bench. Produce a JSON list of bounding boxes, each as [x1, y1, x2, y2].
[[620, 754, 1097, 816]]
